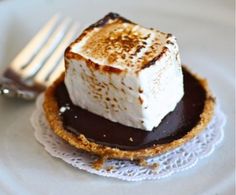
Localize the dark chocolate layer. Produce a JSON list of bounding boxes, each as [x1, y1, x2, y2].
[[55, 69, 206, 150]]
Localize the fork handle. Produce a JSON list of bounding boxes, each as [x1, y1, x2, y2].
[[0, 69, 43, 100]]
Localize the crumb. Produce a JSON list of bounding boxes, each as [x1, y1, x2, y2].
[[92, 156, 107, 170], [103, 134, 106, 137], [74, 115, 78, 119], [137, 159, 148, 166], [59, 107, 66, 113], [150, 162, 159, 170], [106, 166, 113, 172], [129, 137, 133, 142], [136, 159, 159, 170]]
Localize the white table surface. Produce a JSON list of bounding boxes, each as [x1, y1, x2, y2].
[[0, 0, 234, 194]]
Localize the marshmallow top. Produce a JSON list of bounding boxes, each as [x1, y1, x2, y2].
[[70, 13, 175, 73], [64, 13, 183, 130]]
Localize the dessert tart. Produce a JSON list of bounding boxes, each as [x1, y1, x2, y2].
[[43, 13, 215, 164], [43, 66, 215, 161]]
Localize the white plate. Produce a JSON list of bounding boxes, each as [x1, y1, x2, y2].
[[0, 0, 234, 194]]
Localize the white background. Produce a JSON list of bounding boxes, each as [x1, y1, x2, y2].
[[0, 0, 234, 194]]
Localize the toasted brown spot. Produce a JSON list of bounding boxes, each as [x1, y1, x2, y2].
[[138, 96, 143, 104], [107, 53, 117, 64], [143, 33, 151, 40], [121, 53, 126, 59], [138, 87, 143, 93], [141, 46, 168, 69], [166, 40, 174, 45], [110, 83, 118, 89], [135, 45, 145, 54], [72, 68, 76, 74], [102, 65, 123, 74], [87, 59, 100, 70], [105, 103, 109, 110], [166, 33, 172, 38], [80, 73, 85, 80]]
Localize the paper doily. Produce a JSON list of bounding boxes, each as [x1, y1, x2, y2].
[[31, 95, 225, 181]]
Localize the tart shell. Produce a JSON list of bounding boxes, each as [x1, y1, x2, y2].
[[43, 66, 215, 161]]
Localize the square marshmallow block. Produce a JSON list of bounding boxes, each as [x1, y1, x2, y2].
[[64, 13, 184, 131]]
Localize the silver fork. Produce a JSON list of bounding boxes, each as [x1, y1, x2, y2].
[[0, 15, 80, 100]]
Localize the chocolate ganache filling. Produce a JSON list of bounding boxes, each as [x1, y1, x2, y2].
[[55, 68, 206, 150]]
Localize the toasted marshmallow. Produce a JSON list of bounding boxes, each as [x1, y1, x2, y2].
[[64, 13, 184, 131]]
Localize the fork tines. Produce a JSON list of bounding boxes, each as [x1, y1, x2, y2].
[[10, 15, 80, 87]]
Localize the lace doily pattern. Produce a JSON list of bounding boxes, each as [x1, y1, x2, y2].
[[31, 95, 225, 181]]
